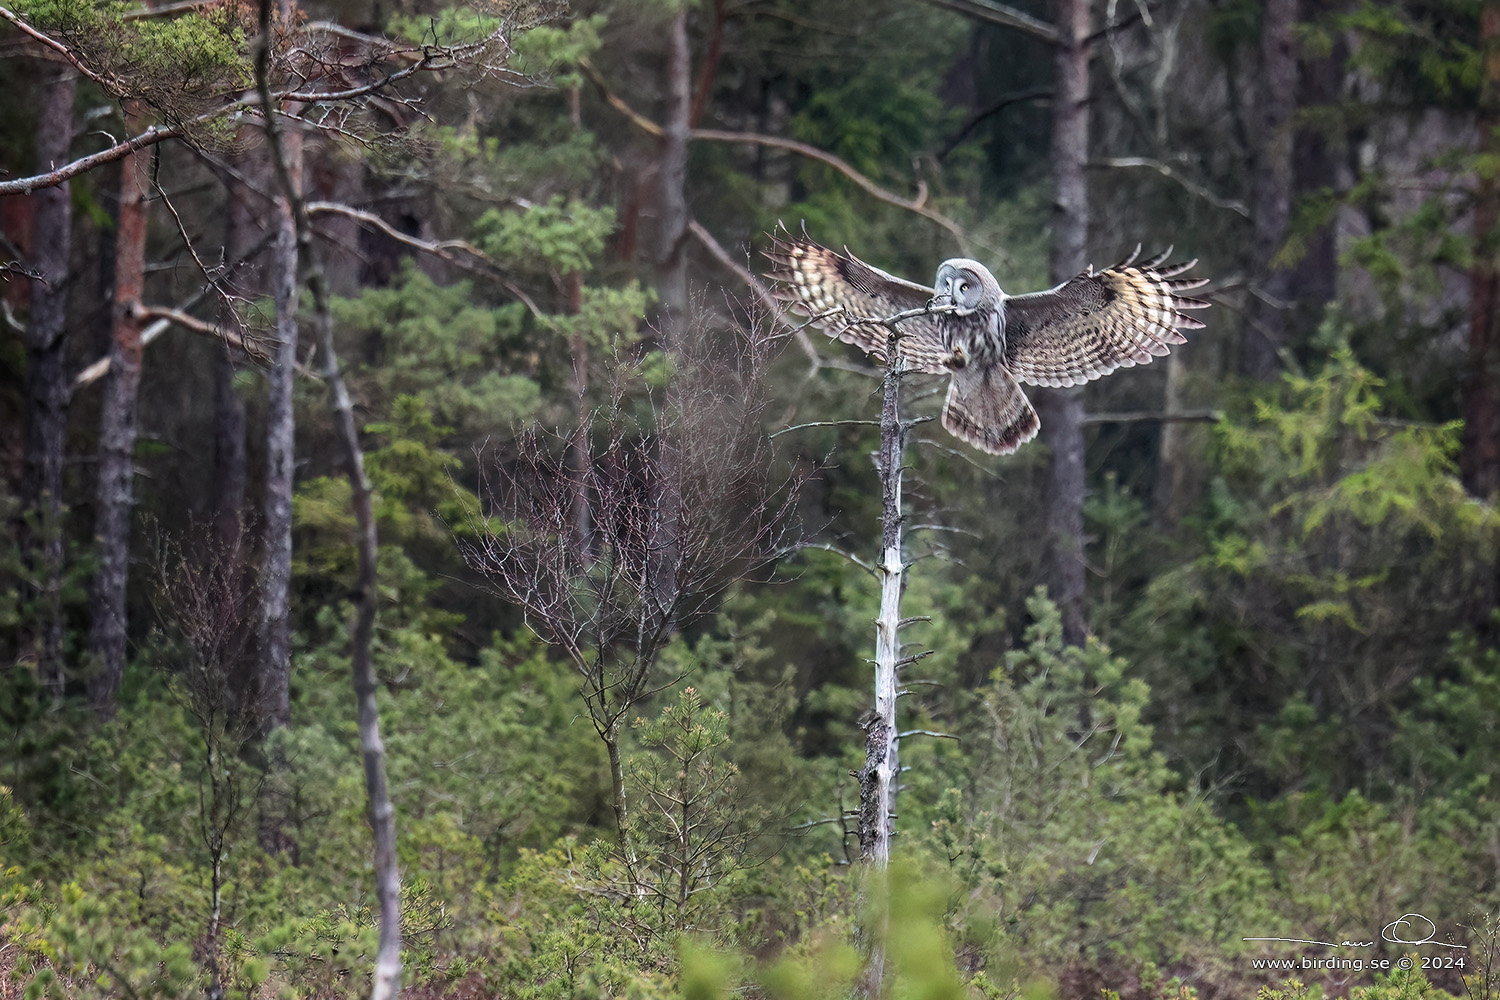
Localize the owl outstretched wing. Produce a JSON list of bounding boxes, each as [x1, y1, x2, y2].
[[765, 230, 951, 374], [1003, 248, 1210, 388]]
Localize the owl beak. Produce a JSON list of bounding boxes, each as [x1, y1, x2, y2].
[[929, 292, 954, 312]]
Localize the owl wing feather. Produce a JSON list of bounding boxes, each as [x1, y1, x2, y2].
[[765, 231, 952, 374], [1003, 253, 1210, 388]]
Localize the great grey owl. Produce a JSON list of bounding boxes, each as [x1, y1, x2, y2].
[[766, 231, 1210, 455]]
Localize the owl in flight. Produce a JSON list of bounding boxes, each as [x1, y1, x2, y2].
[[765, 230, 1210, 455]]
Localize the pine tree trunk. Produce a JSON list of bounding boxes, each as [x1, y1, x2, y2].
[[260, 119, 302, 733], [1465, 0, 1500, 498], [1244, 0, 1297, 379], [87, 112, 151, 714], [655, 4, 691, 324], [649, 5, 692, 629], [252, 0, 302, 862], [1037, 0, 1092, 647], [20, 65, 76, 696], [1288, 17, 1342, 324]]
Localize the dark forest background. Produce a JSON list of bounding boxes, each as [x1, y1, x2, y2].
[[2, 0, 1499, 996]]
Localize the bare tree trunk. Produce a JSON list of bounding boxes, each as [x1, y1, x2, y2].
[[602, 717, 637, 865], [259, 87, 302, 734], [565, 85, 593, 554], [860, 357, 905, 869], [257, 6, 402, 984], [857, 356, 906, 998], [87, 108, 151, 715], [1243, 0, 1297, 379], [1036, 0, 1092, 647], [311, 259, 403, 1000], [853, 303, 944, 997], [1465, 0, 1500, 499], [20, 65, 76, 696]]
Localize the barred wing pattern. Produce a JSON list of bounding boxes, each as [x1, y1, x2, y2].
[[1003, 248, 1210, 388], [763, 230, 1211, 456], [764, 233, 951, 374]]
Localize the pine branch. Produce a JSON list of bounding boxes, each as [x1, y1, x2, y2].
[[0, 121, 189, 196], [0, 4, 117, 87]]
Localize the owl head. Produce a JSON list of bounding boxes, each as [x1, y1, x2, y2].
[[932, 259, 1003, 316]]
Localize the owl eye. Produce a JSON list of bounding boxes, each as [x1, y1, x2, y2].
[[958, 281, 970, 295]]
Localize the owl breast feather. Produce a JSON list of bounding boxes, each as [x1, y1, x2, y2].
[[944, 302, 1006, 369]]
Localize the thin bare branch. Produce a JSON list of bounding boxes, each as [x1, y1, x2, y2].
[[770, 419, 881, 438], [694, 130, 970, 247], [307, 200, 545, 318], [157, 182, 242, 318], [579, 57, 970, 248], [798, 541, 876, 574], [922, 0, 1059, 43], [788, 816, 849, 830], [1083, 409, 1224, 424], [1094, 156, 1251, 219], [938, 86, 1052, 160], [120, 0, 219, 19], [687, 217, 795, 323], [73, 303, 268, 389], [0, 121, 188, 196], [281, 56, 433, 102]]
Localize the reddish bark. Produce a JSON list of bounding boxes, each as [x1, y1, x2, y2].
[[87, 111, 151, 714], [687, 0, 725, 129]]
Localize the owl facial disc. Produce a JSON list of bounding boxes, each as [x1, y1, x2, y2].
[[931, 259, 997, 316]]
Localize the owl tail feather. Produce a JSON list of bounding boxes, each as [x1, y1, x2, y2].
[[942, 366, 1039, 455]]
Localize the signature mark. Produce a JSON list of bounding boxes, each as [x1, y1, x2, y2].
[[1242, 912, 1468, 950]]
